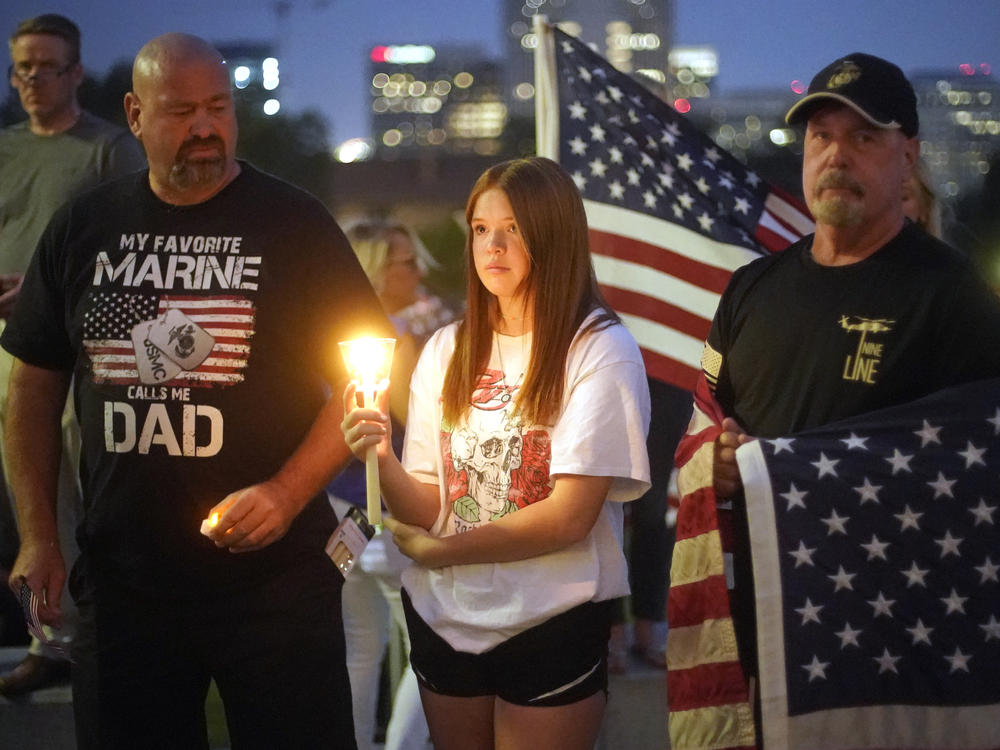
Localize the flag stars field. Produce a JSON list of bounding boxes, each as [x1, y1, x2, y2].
[[853, 477, 882, 503], [900, 561, 930, 588], [885, 448, 914, 474], [802, 655, 830, 682], [771, 437, 795, 453], [827, 565, 856, 592], [927, 471, 957, 499], [820, 508, 850, 535], [940, 588, 969, 615], [906, 619, 934, 646], [780, 482, 808, 510], [933, 530, 963, 558], [975, 556, 998, 583], [945, 647, 972, 673], [788, 540, 817, 568], [981, 615, 1000, 641], [915, 419, 943, 446], [874, 648, 902, 675], [835, 622, 863, 649], [894, 505, 923, 531], [861, 534, 891, 561], [868, 592, 896, 618], [989, 408, 1000, 434], [795, 598, 824, 625], [968, 498, 996, 525], [958, 440, 987, 468], [811, 452, 840, 478], [841, 432, 869, 450]]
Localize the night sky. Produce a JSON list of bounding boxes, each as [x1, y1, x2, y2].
[[2, 0, 997, 145]]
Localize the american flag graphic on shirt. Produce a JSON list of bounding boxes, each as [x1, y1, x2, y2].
[[82, 291, 254, 386]]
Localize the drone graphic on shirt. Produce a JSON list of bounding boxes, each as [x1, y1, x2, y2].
[[838, 315, 896, 385]]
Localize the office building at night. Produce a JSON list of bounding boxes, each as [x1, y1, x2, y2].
[[366, 43, 506, 159], [910, 66, 1000, 201]]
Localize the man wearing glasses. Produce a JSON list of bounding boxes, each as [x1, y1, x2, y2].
[[0, 13, 144, 697]]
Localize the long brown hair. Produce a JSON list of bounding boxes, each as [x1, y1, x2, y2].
[[441, 157, 619, 426]]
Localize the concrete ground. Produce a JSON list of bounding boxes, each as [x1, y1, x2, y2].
[[0, 645, 667, 749]]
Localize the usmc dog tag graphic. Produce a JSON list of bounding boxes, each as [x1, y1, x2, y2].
[[130, 320, 183, 384], [147, 308, 215, 370]]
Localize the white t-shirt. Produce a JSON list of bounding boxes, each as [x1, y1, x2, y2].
[[401, 315, 651, 653]]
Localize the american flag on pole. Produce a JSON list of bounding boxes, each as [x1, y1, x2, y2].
[[533, 21, 813, 391], [82, 291, 254, 386], [738, 378, 1000, 750]]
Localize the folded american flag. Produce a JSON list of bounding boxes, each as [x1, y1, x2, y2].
[[18, 579, 69, 660], [737, 378, 1000, 750], [669, 372, 757, 750]]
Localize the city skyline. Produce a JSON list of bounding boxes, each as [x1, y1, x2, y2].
[[2, 0, 997, 146]]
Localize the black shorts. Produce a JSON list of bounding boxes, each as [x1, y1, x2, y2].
[[402, 588, 612, 707]]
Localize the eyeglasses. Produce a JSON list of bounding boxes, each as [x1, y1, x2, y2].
[[386, 256, 420, 271], [8, 62, 74, 84]]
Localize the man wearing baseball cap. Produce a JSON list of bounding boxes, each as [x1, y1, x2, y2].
[[669, 53, 1000, 750]]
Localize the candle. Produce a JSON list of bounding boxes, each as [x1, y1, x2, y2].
[[200, 511, 220, 537], [337, 337, 396, 531]]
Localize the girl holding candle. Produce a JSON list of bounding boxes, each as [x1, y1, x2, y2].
[[332, 219, 451, 750], [341, 156, 650, 750]]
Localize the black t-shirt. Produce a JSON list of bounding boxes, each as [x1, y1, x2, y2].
[[708, 222, 1000, 438], [1, 163, 390, 596]]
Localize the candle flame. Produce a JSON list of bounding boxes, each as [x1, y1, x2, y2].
[[338, 337, 396, 397]]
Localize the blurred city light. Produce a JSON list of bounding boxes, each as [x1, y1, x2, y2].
[[769, 128, 796, 145], [674, 98, 691, 113], [791, 79, 806, 94], [335, 138, 375, 163], [514, 82, 535, 100], [262, 99, 280, 115], [370, 45, 436, 65], [262, 57, 279, 91], [234, 65, 251, 89], [669, 47, 718, 78]]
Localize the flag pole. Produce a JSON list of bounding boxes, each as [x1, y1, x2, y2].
[[532, 14, 558, 160]]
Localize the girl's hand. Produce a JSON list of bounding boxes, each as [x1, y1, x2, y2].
[[340, 381, 392, 461], [384, 516, 443, 567]]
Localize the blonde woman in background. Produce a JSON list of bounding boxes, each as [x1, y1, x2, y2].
[[902, 159, 943, 238], [350, 221, 456, 347]]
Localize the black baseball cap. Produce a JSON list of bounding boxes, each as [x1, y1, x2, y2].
[[785, 52, 918, 137]]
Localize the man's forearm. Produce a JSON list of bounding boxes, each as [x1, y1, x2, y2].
[[4, 359, 71, 545]]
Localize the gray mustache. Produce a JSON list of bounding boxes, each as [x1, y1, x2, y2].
[[815, 170, 864, 196]]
